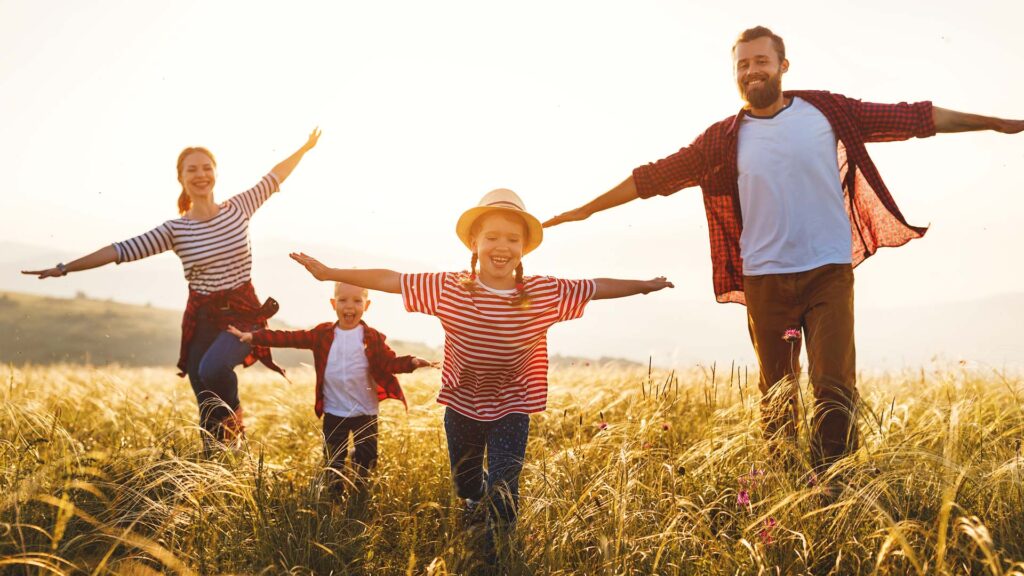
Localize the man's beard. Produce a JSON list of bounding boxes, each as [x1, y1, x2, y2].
[[739, 70, 783, 110]]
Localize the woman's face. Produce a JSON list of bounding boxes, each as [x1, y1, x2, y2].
[[179, 151, 217, 201], [472, 212, 527, 282]]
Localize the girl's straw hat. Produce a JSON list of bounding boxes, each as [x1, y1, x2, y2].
[[456, 189, 544, 255]]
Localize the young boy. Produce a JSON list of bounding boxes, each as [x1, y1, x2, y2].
[[228, 282, 432, 490]]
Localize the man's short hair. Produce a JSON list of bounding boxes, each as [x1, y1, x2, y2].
[[733, 26, 786, 62]]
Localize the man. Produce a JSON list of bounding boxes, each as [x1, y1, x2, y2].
[[544, 26, 1023, 473]]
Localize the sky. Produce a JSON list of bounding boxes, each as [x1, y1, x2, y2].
[[2, 0, 1022, 365]]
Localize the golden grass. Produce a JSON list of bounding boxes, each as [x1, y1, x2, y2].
[[1, 363, 1022, 575]]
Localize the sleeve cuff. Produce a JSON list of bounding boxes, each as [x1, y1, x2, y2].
[[916, 101, 936, 138]]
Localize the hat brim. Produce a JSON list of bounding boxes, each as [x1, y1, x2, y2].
[[456, 206, 544, 255]]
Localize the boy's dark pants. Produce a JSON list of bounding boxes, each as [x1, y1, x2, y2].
[[323, 413, 378, 487], [744, 263, 859, 472], [444, 407, 530, 528]]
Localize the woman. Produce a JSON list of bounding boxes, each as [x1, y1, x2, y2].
[[23, 128, 321, 453]]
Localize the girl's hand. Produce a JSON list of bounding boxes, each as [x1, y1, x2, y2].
[[21, 267, 64, 279], [412, 357, 440, 369], [289, 252, 332, 281], [227, 325, 253, 344], [302, 127, 321, 151], [641, 276, 674, 294]]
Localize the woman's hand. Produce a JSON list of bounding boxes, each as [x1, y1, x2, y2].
[[21, 267, 65, 279], [227, 325, 254, 344], [289, 252, 333, 281], [302, 127, 322, 151]]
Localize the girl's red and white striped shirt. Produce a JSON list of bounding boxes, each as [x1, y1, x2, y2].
[[401, 272, 595, 421]]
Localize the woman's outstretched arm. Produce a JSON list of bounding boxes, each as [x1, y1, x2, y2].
[[21, 245, 119, 279], [271, 127, 321, 184], [290, 252, 402, 294], [592, 276, 674, 300]]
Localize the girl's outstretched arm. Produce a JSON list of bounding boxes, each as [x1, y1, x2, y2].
[[21, 245, 119, 279], [271, 128, 321, 184], [592, 276, 674, 300], [290, 252, 402, 294]]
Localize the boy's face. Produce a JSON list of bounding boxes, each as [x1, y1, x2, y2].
[[331, 283, 370, 330]]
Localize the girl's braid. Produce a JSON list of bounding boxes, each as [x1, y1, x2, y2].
[[510, 262, 531, 309], [460, 253, 480, 292]]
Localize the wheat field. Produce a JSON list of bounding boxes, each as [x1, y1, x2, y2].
[[1, 363, 1022, 575]]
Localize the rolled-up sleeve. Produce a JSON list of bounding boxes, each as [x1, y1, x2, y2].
[[846, 97, 935, 143], [632, 133, 708, 199]]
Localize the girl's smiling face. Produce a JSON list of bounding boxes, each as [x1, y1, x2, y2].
[[471, 212, 528, 287]]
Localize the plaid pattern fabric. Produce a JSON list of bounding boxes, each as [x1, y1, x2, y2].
[[633, 90, 935, 305], [250, 320, 414, 417], [177, 281, 283, 377]]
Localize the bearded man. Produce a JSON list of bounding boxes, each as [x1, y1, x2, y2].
[[544, 26, 1024, 474]]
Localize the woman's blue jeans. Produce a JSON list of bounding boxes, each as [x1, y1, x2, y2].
[[185, 312, 252, 438]]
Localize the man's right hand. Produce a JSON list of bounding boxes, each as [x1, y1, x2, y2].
[[542, 207, 591, 228]]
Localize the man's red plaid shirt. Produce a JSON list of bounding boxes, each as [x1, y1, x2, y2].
[[632, 90, 936, 305]]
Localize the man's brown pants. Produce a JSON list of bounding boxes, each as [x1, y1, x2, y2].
[[744, 263, 858, 472]]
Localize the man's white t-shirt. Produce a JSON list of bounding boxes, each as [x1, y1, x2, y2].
[[737, 97, 852, 276], [322, 325, 379, 417]]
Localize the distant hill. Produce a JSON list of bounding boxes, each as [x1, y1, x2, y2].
[[0, 291, 437, 367]]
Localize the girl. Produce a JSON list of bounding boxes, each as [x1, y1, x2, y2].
[[23, 129, 321, 453], [289, 188, 672, 553]]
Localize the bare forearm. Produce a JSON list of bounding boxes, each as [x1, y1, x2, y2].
[[584, 177, 640, 216], [23, 244, 119, 278], [272, 147, 312, 184], [67, 245, 120, 272], [592, 276, 673, 300], [544, 176, 640, 227], [933, 106, 1024, 134], [323, 269, 402, 294], [271, 128, 321, 184]]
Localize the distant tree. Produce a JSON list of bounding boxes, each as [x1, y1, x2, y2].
[[75, 290, 88, 299]]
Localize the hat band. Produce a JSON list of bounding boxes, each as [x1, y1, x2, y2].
[[484, 200, 524, 210]]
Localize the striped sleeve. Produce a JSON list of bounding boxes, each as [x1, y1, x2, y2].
[[401, 272, 447, 316], [113, 222, 175, 263], [555, 278, 597, 322], [226, 172, 281, 218]]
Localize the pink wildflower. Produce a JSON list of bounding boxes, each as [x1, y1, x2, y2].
[[662, 422, 671, 431], [598, 421, 609, 431], [782, 329, 801, 342], [737, 490, 751, 507], [759, 517, 778, 545]]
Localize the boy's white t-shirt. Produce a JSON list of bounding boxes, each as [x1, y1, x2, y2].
[[736, 97, 853, 275], [322, 325, 379, 417]]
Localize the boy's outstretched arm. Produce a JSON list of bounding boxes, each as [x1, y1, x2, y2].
[[592, 276, 674, 300], [227, 325, 317, 349], [290, 253, 402, 294], [933, 107, 1024, 134], [543, 176, 640, 228]]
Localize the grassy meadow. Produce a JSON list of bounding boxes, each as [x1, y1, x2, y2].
[[2, 362, 1023, 575]]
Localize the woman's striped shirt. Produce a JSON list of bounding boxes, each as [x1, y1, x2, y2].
[[113, 173, 279, 294], [401, 272, 596, 421]]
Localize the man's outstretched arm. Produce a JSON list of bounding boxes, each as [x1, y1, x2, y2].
[[543, 176, 640, 228], [933, 107, 1024, 134]]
